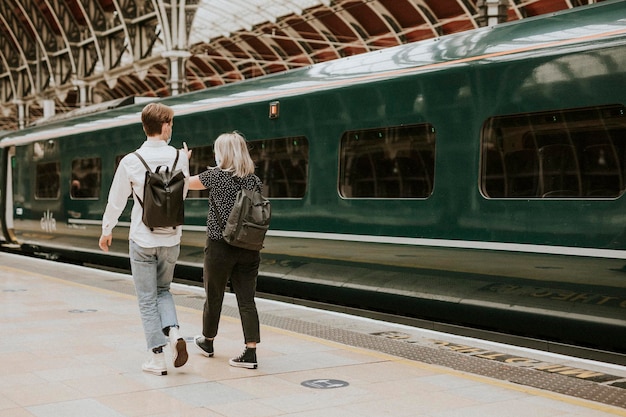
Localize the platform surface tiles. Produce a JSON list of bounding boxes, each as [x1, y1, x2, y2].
[[1, 252, 625, 417]]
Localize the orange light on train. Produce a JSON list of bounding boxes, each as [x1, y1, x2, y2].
[[269, 101, 280, 119]]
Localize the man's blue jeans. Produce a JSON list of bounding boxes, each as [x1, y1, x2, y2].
[[129, 240, 180, 350]]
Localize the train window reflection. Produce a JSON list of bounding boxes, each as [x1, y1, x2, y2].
[[35, 161, 60, 199], [187, 137, 309, 199], [339, 124, 436, 198], [187, 146, 214, 199], [250, 136, 309, 198], [71, 158, 101, 199], [481, 104, 626, 198]]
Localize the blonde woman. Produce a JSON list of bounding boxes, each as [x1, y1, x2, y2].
[[187, 131, 263, 368]]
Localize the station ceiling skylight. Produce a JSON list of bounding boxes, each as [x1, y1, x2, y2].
[[190, 0, 331, 42]]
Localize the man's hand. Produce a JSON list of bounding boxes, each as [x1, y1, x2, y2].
[[99, 234, 112, 252]]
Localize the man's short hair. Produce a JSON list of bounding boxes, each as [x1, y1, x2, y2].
[[141, 103, 174, 136]]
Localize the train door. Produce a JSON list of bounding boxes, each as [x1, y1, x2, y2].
[[0, 145, 17, 243], [9, 139, 63, 245]]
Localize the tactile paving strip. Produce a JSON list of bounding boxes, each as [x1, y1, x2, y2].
[[69, 272, 626, 410]]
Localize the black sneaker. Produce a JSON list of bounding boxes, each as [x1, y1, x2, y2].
[[194, 335, 214, 357], [229, 347, 257, 369]]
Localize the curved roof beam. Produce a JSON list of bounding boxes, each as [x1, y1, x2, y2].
[[310, 7, 367, 57], [375, 0, 435, 42], [304, 9, 360, 60], [277, 19, 325, 64], [0, 51, 16, 103], [189, 0, 331, 42], [0, 4, 35, 99], [12, 0, 54, 92], [340, 1, 401, 50], [17, 0, 77, 97], [237, 33, 287, 74], [425, 0, 478, 34], [40, 0, 78, 72], [214, 36, 260, 80], [108, 0, 134, 67], [126, 1, 163, 60], [77, 0, 132, 78], [287, 18, 341, 61], [368, 2, 406, 47], [259, 24, 316, 66], [79, 1, 119, 74], [152, 0, 172, 51], [62, 0, 105, 82], [456, 0, 480, 28], [212, 1, 283, 31], [273, 1, 377, 64]]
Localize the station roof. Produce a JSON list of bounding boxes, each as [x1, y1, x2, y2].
[[0, 0, 603, 132]]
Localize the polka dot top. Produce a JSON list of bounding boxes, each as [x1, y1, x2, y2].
[[198, 168, 263, 241]]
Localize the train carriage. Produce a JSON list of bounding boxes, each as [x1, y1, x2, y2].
[[1, 0, 625, 361]]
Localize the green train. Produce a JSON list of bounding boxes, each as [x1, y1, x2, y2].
[[1, 1, 626, 360]]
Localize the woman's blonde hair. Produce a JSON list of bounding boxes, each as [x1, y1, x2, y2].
[[214, 131, 255, 177]]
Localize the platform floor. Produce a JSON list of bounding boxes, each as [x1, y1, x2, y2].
[[1, 251, 625, 417]]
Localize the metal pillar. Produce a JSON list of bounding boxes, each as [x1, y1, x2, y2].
[[163, 0, 191, 96], [163, 50, 191, 96], [42, 98, 55, 119], [477, 0, 509, 27], [73, 80, 91, 108], [16, 100, 26, 130]]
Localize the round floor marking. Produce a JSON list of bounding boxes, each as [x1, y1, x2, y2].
[[301, 379, 349, 389]]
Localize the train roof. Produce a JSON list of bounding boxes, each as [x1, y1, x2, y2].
[[1, 0, 625, 148]]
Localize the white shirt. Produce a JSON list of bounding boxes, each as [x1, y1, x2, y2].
[[101, 139, 190, 248]]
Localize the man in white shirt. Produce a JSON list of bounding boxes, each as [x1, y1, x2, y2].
[[98, 102, 191, 376]]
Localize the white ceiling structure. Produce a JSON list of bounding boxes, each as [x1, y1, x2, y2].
[[190, 0, 333, 41], [0, 0, 603, 132]]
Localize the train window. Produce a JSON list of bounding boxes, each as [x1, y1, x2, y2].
[[35, 161, 60, 199], [481, 104, 626, 198], [32, 140, 58, 161], [185, 137, 309, 199], [71, 158, 101, 199], [187, 145, 215, 199], [250, 136, 309, 198], [339, 124, 436, 198]]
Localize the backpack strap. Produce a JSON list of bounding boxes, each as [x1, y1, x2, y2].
[[171, 150, 180, 171], [133, 152, 151, 173], [134, 150, 179, 171], [132, 152, 149, 208]]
